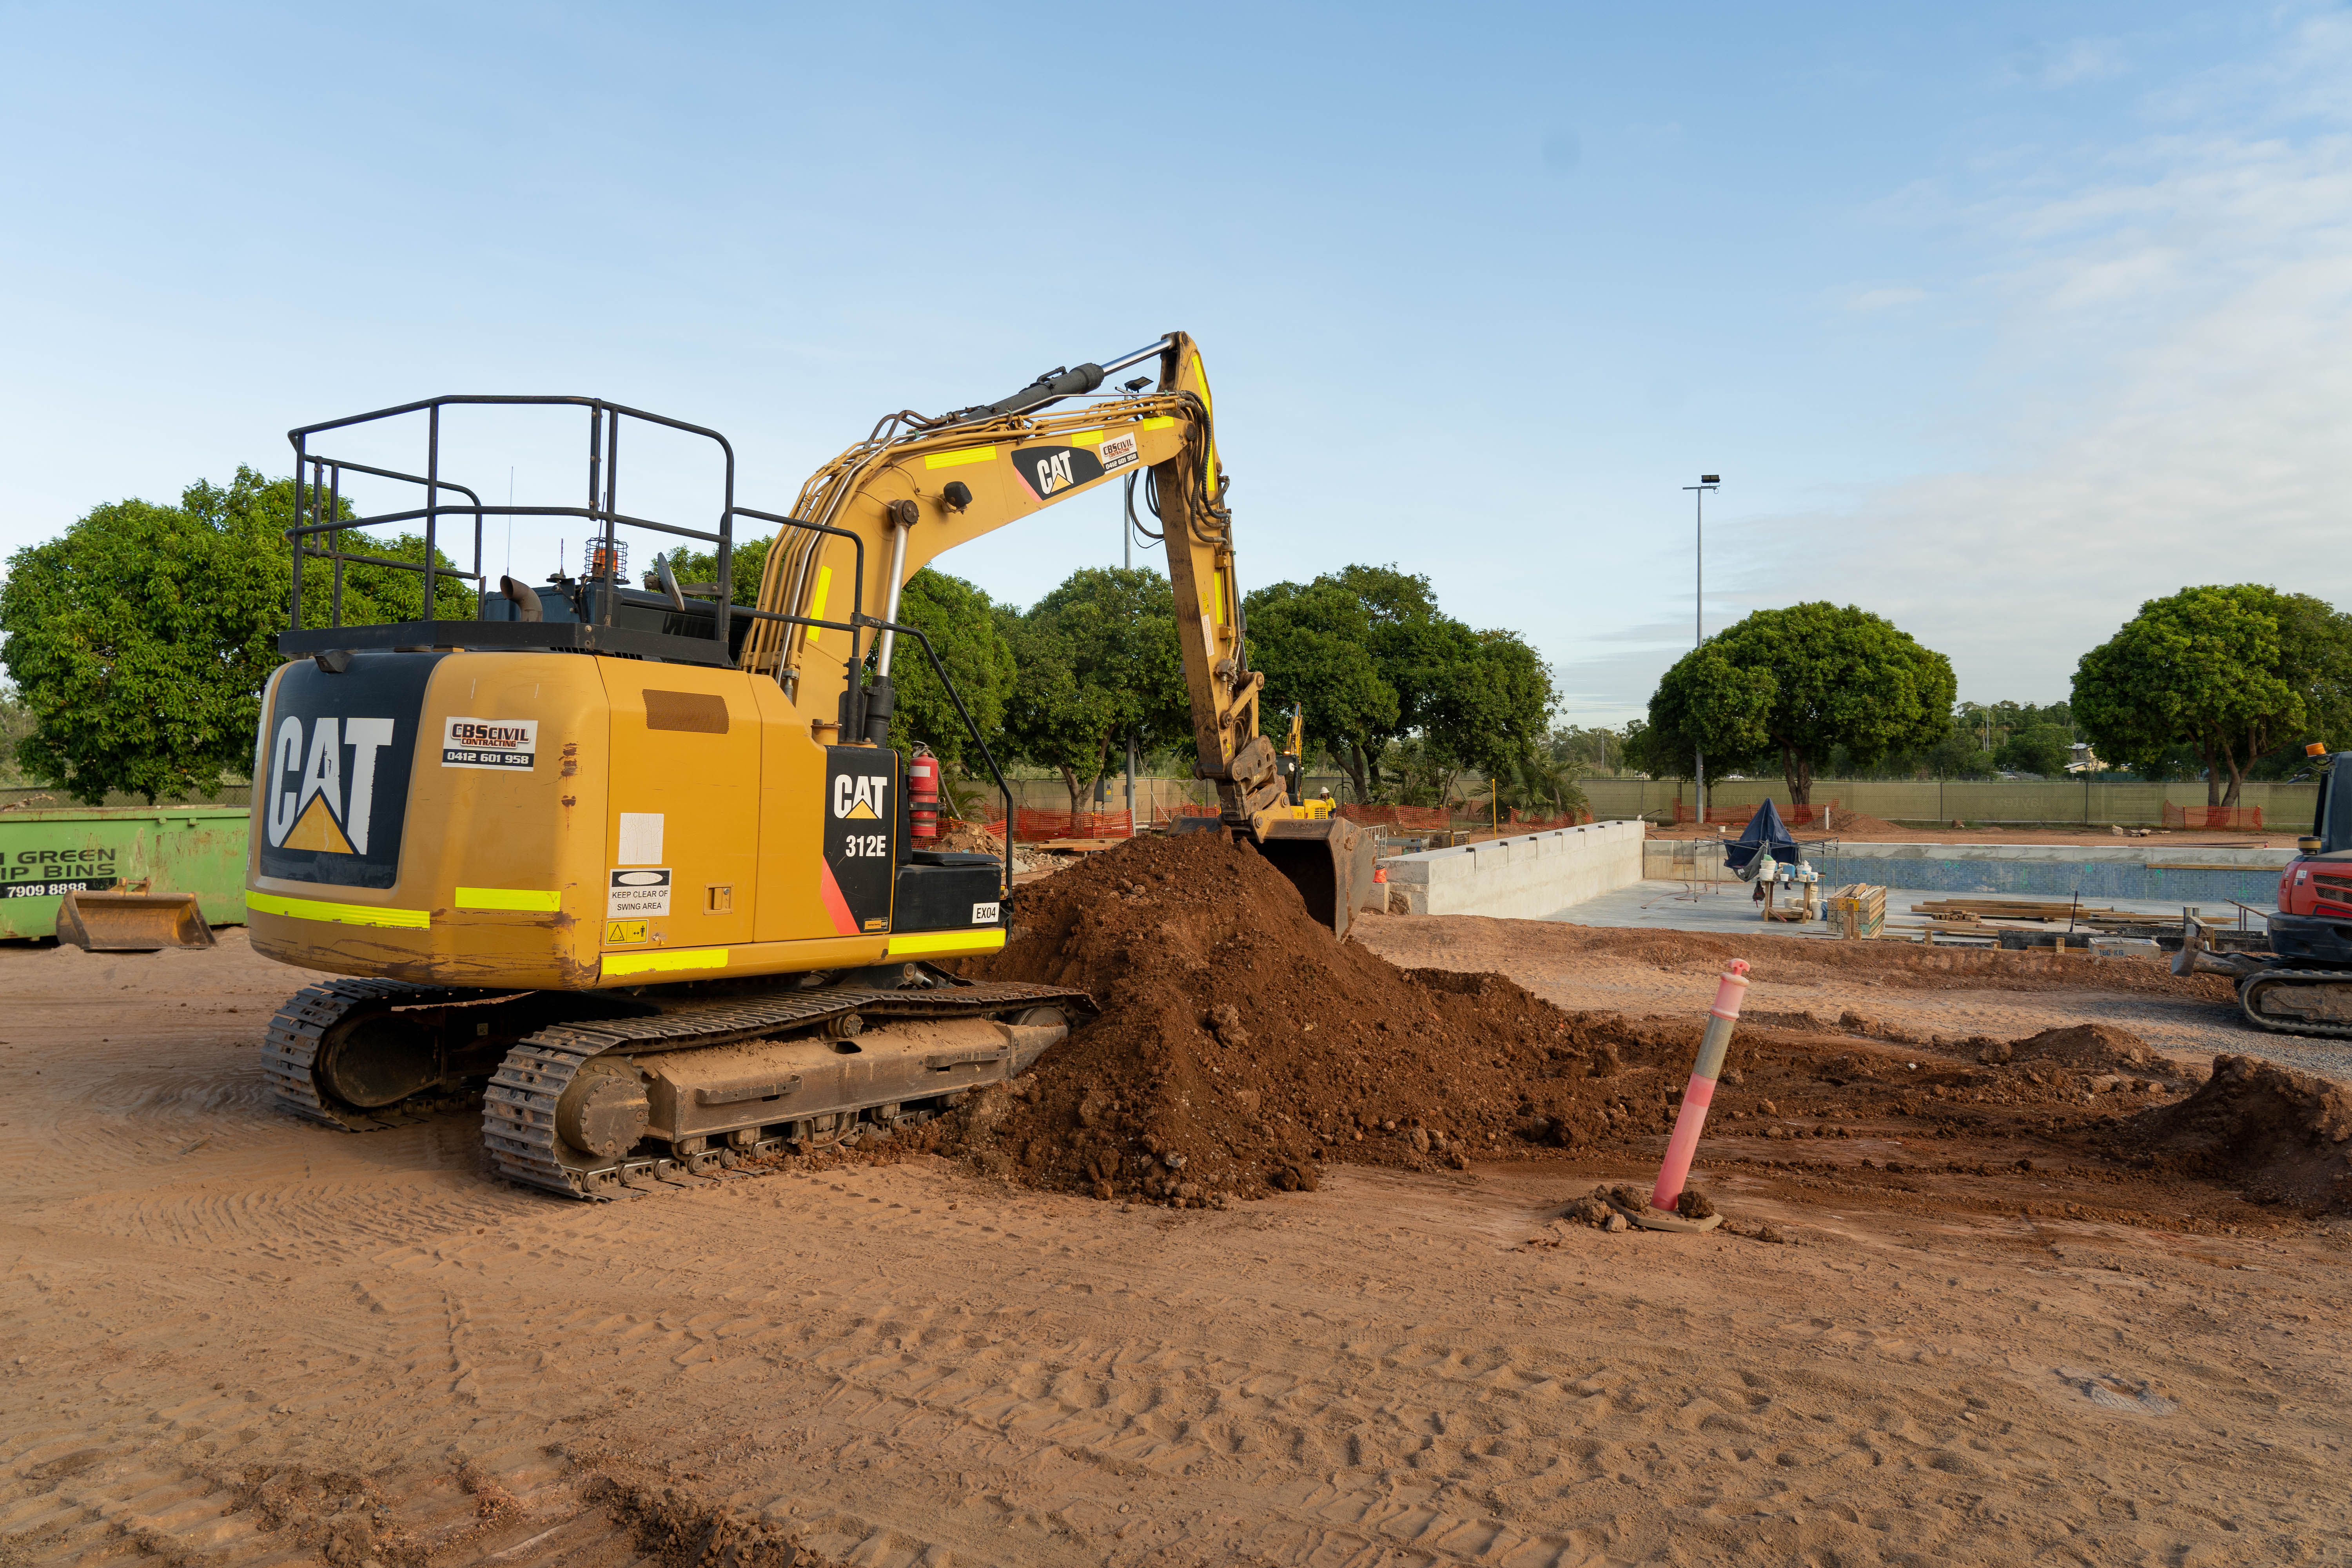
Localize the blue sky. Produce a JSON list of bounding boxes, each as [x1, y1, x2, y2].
[[4, 2, 2348, 725]]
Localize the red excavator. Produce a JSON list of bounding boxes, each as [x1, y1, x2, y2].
[[2176, 746, 2352, 1036]]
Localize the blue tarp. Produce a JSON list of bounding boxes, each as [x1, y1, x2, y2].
[[1724, 798, 1801, 873]]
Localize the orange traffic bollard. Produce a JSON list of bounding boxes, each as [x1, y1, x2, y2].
[[1651, 959, 1750, 1211]]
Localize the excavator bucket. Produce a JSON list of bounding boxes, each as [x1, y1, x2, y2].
[[55, 889, 217, 953], [1256, 817, 1378, 941]]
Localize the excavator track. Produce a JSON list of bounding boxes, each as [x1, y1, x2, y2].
[[2238, 970, 2352, 1038], [483, 979, 1089, 1200], [261, 978, 509, 1131]]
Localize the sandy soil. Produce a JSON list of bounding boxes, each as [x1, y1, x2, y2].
[[4, 929, 2350, 1566]]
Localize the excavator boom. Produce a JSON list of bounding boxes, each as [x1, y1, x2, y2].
[[737, 331, 1369, 932]]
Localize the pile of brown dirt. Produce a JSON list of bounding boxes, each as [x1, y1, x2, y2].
[[1982, 1022, 2168, 1072], [934, 821, 1004, 855], [933, 820, 1056, 874], [932, 832, 1694, 1203], [2115, 1054, 2352, 1210], [895, 833, 2316, 1232]]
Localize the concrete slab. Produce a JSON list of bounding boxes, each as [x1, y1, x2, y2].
[[1640, 838, 2292, 905], [1548, 879, 2275, 941]]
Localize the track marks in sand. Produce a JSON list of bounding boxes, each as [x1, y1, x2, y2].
[[581, 1169, 2343, 1568], [6, 1088, 2348, 1567], [57, 1174, 518, 1267], [0, 1434, 638, 1566]]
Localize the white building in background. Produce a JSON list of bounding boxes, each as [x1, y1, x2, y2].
[[2064, 742, 2108, 774]]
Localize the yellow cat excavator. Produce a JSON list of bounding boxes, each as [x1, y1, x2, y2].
[[248, 332, 1370, 1198]]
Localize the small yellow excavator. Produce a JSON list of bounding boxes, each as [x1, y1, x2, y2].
[[248, 333, 1370, 1197], [1276, 705, 1333, 819]]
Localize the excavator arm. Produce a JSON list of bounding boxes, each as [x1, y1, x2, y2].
[[736, 331, 1371, 932]]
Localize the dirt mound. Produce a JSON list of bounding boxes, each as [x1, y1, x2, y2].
[[2118, 1054, 2352, 1210], [899, 836, 2304, 1230], [1981, 1023, 2171, 1073], [934, 821, 1002, 854], [932, 833, 1695, 1204]]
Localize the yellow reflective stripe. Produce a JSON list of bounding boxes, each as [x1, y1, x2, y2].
[[804, 565, 832, 644], [1140, 416, 1175, 430], [922, 446, 996, 469], [455, 886, 561, 912], [1072, 429, 1104, 446], [885, 928, 1007, 958], [602, 947, 730, 978], [1192, 352, 1218, 479], [246, 890, 429, 930]]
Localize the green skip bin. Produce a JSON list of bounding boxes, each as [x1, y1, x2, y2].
[[0, 804, 248, 948]]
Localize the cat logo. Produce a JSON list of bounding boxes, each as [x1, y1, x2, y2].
[[832, 773, 890, 819], [1010, 443, 1105, 503], [264, 716, 396, 855]]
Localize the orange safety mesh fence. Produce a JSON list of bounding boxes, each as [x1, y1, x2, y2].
[[1671, 800, 1839, 827], [977, 809, 1136, 841], [1503, 806, 1595, 829], [2162, 804, 2265, 830], [1340, 804, 1454, 830], [1341, 804, 1595, 832]]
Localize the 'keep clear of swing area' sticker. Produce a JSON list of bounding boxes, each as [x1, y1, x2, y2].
[[608, 869, 671, 922], [441, 717, 538, 769]]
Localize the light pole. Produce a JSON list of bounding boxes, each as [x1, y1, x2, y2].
[[1682, 475, 1720, 822]]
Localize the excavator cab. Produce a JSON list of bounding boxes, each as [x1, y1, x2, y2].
[[2268, 748, 2352, 964], [2175, 746, 2352, 1036]]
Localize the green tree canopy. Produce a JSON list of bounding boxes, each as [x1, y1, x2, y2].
[[1000, 567, 1189, 815], [1318, 564, 1453, 797], [1643, 603, 1957, 805], [1922, 725, 1997, 780], [648, 533, 773, 607], [1242, 579, 1397, 788], [1994, 724, 2074, 778], [884, 567, 1017, 785], [1425, 628, 1557, 784], [2072, 584, 2352, 805], [0, 467, 467, 804], [1243, 563, 1553, 802]]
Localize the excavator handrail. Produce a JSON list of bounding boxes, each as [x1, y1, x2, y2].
[[285, 394, 740, 642], [728, 505, 865, 694]]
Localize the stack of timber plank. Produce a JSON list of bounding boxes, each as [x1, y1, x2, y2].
[[1914, 898, 2128, 926], [1829, 884, 1886, 940]]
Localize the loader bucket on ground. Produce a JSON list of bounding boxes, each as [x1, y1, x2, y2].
[[1256, 817, 1377, 941], [55, 889, 217, 952]]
